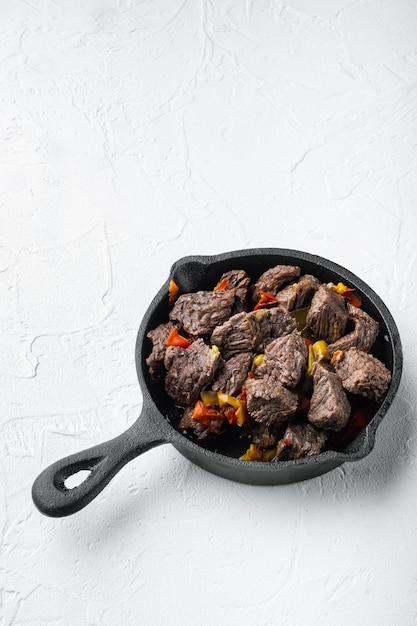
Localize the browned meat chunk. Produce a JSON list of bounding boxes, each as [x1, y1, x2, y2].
[[212, 352, 253, 396], [169, 290, 235, 336], [164, 339, 220, 406], [251, 421, 280, 449], [328, 303, 379, 354], [211, 307, 296, 359], [210, 311, 253, 359], [308, 363, 351, 431], [255, 332, 308, 388], [334, 347, 391, 402], [245, 377, 298, 426], [217, 269, 250, 313], [306, 285, 348, 343], [251, 264, 301, 305], [178, 407, 224, 440], [273, 423, 328, 461], [146, 321, 176, 380], [275, 274, 321, 311], [246, 307, 297, 351]]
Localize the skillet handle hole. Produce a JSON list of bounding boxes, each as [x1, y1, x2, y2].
[[64, 469, 92, 490]]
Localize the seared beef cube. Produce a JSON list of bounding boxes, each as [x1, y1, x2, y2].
[[164, 339, 220, 406], [293, 274, 321, 307], [255, 332, 308, 388], [169, 290, 235, 336], [146, 321, 176, 380], [246, 307, 297, 351], [178, 407, 224, 440], [306, 285, 348, 343], [308, 363, 351, 431], [211, 308, 296, 359], [245, 378, 298, 426], [212, 352, 253, 396], [328, 303, 379, 354], [210, 311, 253, 359], [273, 423, 328, 461], [334, 347, 391, 402], [275, 274, 320, 311], [251, 421, 280, 449], [272, 286, 296, 311], [251, 264, 301, 305], [217, 269, 250, 313]]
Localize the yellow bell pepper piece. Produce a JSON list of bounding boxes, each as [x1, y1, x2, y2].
[[252, 353, 264, 368], [240, 443, 277, 462], [306, 344, 315, 378], [200, 390, 219, 406], [312, 340, 330, 362], [217, 392, 248, 426], [240, 443, 264, 461]]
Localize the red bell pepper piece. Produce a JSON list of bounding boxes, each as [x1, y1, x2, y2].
[[254, 290, 278, 310], [168, 280, 179, 307], [332, 282, 362, 307], [166, 328, 191, 348], [214, 277, 229, 291], [191, 400, 224, 430]]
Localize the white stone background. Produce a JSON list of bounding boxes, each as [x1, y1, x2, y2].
[[1, 0, 417, 624]]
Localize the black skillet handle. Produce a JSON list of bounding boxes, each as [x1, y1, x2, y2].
[[32, 412, 169, 517]]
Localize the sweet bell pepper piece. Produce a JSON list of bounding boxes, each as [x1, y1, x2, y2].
[[240, 443, 277, 462], [345, 291, 362, 307], [305, 340, 330, 382], [252, 353, 264, 369], [166, 328, 191, 348], [168, 280, 179, 307], [254, 290, 278, 310], [333, 282, 356, 296], [200, 390, 219, 406], [214, 277, 229, 291], [217, 392, 248, 426], [240, 443, 264, 461], [331, 282, 362, 307], [263, 447, 277, 462], [312, 340, 330, 362], [330, 349, 345, 366], [191, 400, 224, 431], [306, 344, 315, 378]]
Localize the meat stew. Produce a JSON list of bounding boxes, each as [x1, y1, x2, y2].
[[145, 263, 392, 462]]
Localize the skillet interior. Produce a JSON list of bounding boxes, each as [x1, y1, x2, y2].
[[137, 249, 402, 478]]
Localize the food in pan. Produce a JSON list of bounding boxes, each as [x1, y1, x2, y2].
[[146, 265, 391, 462]]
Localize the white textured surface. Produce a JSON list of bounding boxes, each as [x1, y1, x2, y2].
[[1, 1, 417, 624]]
